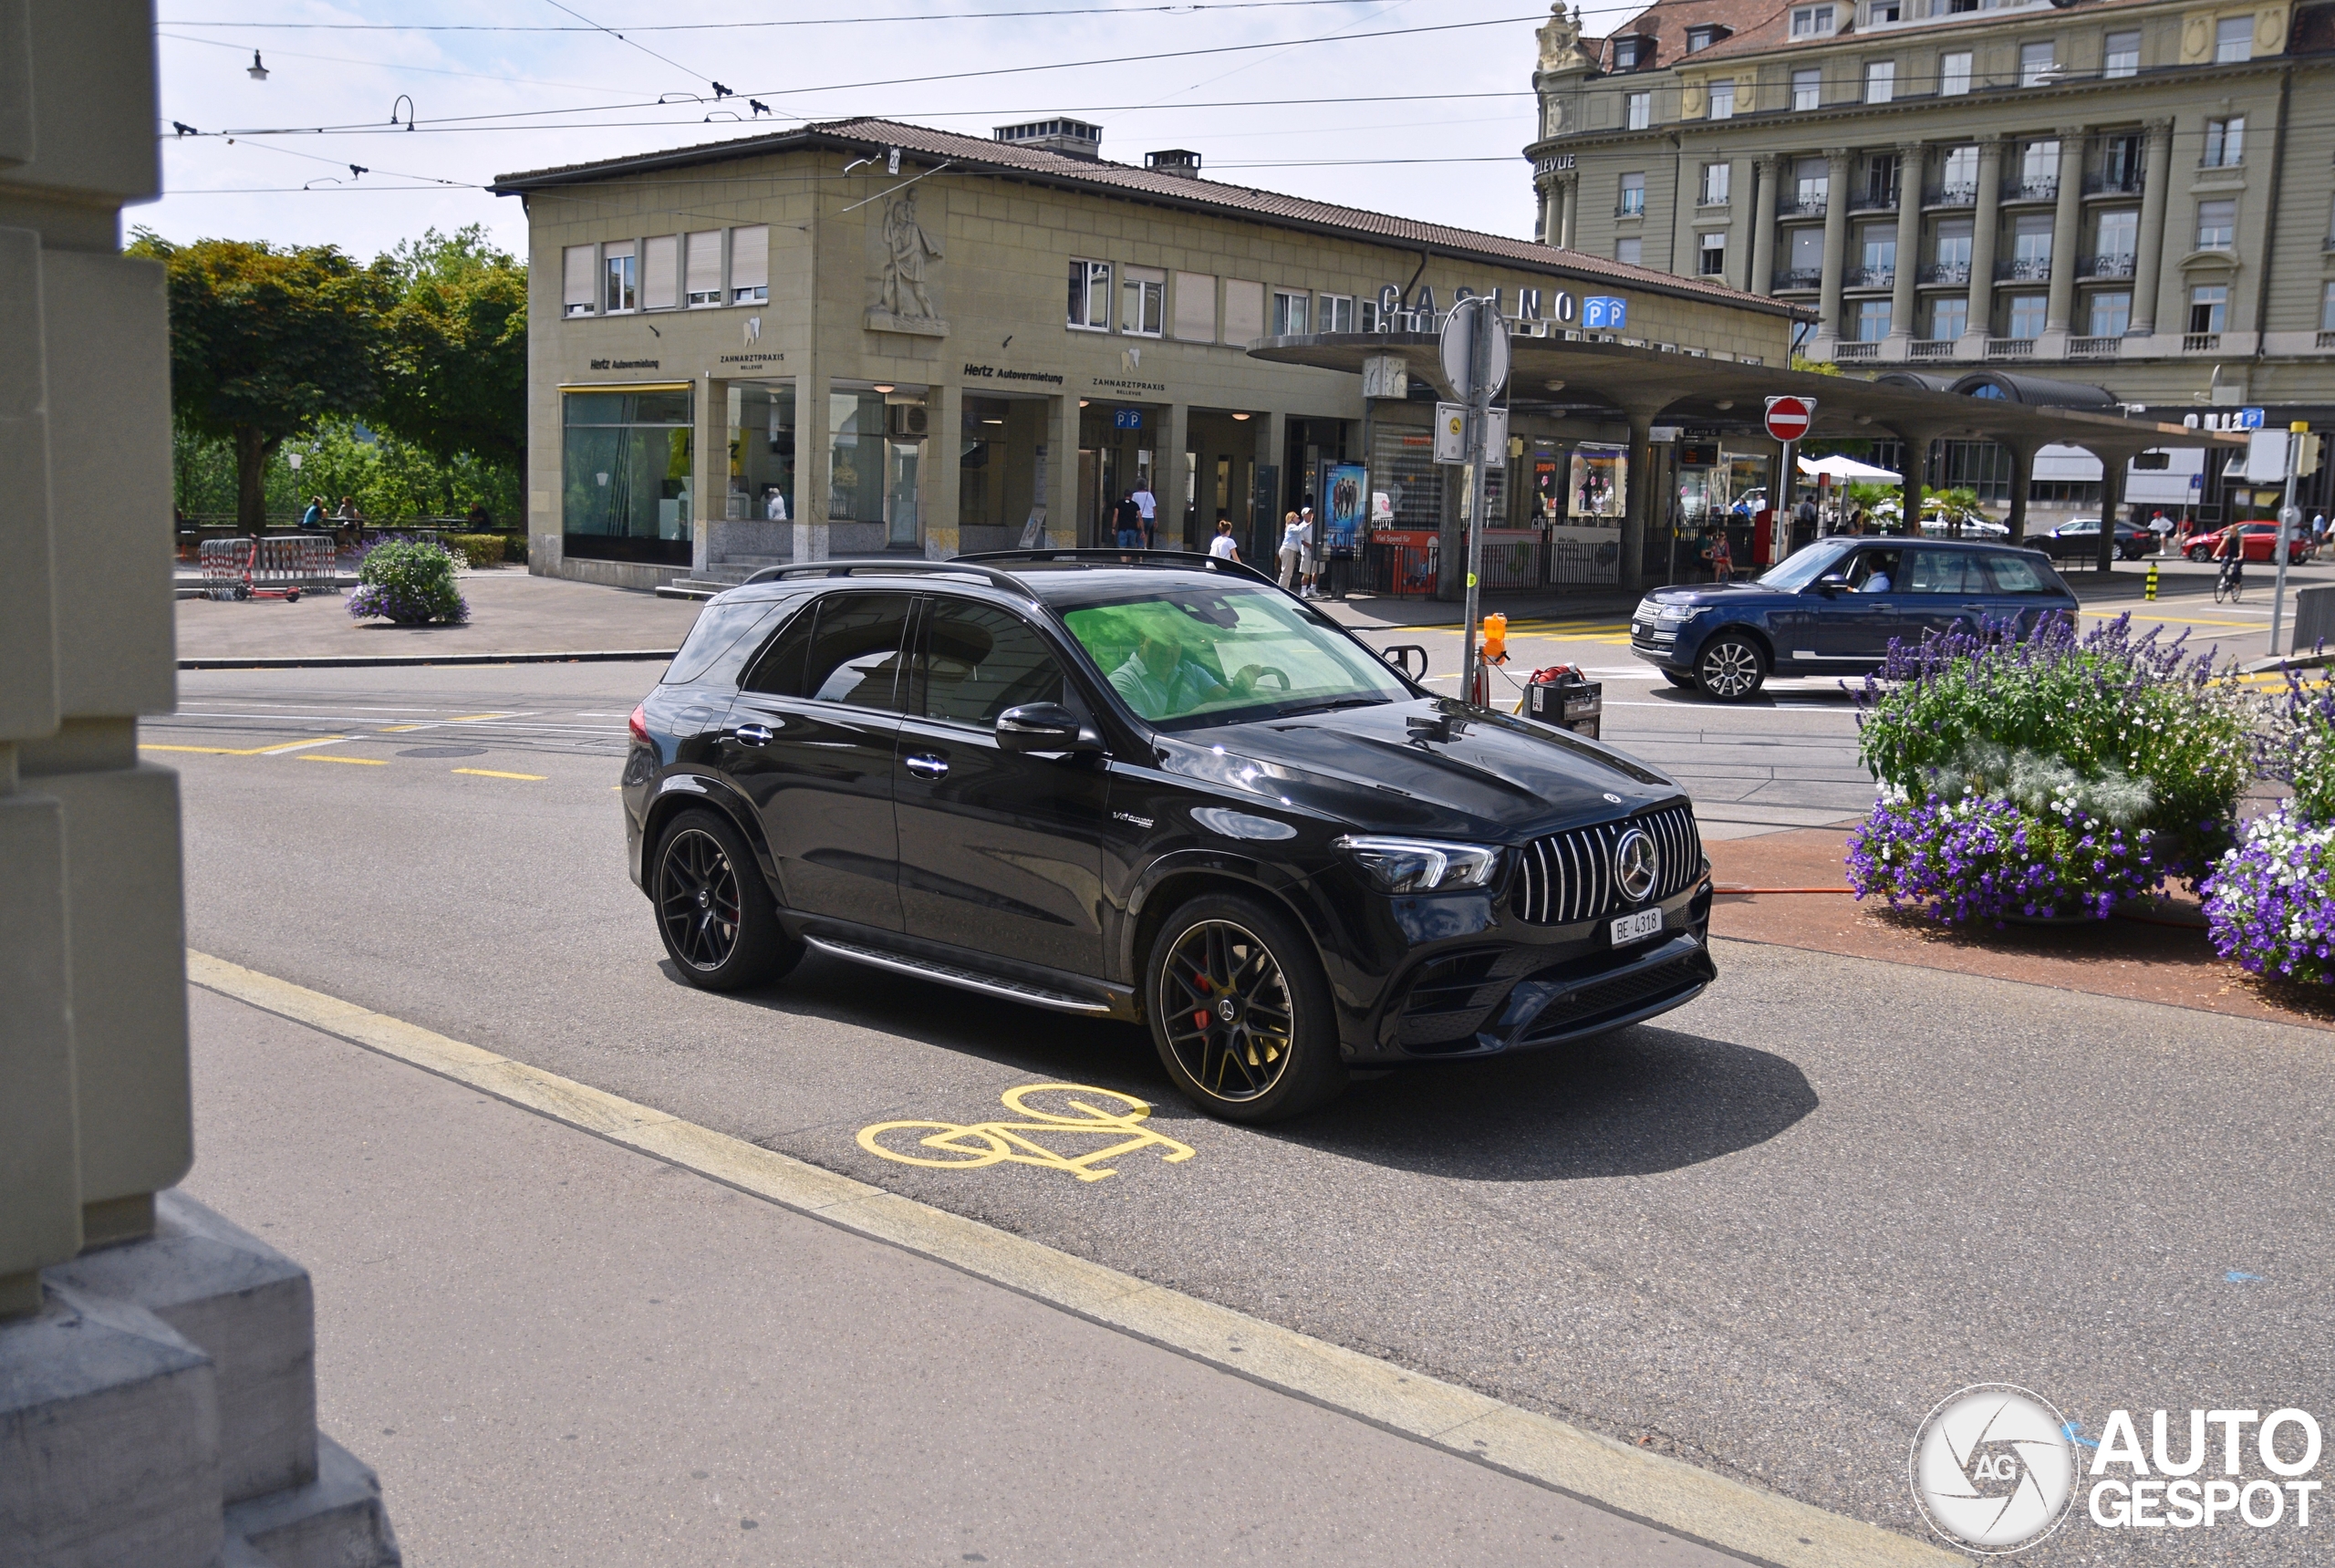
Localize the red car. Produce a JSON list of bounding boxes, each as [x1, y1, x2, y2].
[[2184, 522, 2316, 565]]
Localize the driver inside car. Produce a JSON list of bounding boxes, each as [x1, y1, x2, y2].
[[1848, 549, 1900, 593], [1108, 626, 1271, 720]]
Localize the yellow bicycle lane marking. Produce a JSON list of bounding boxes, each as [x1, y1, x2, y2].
[[859, 1084, 1196, 1183]]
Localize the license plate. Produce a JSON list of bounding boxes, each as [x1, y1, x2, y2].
[[1609, 908, 1664, 947]]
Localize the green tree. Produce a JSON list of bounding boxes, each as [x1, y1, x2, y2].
[[370, 226, 527, 483], [130, 230, 392, 530]]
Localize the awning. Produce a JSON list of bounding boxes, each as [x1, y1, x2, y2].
[[1799, 454, 1903, 481]]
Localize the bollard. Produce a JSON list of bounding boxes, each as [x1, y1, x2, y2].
[[2144, 561, 2158, 601], [1483, 612, 1508, 666]]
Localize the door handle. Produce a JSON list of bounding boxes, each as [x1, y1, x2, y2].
[[733, 723, 773, 747], [904, 753, 949, 780]]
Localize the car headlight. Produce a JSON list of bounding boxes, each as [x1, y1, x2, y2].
[[1335, 836, 1502, 893]]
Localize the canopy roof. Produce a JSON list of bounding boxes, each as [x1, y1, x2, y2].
[[1799, 453, 1904, 481], [1246, 334, 2241, 458]]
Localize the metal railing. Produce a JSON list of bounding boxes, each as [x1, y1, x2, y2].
[[1850, 189, 1900, 213], [2318, 329, 2335, 350], [2081, 171, 2144, 194], [1774, 267, 1824, 289], [1995, 257, 2053, 280], [2001, 176, 2059, 202], [1917, 261, 1972, 285], [1847, 266, 1896, 288], [1776, 196, 1829, 217], [1923, 182, 1978, 206], [2081, 254, 2136, 278]]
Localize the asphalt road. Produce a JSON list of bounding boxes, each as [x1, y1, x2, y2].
[[161, 658, 2334, 1564]]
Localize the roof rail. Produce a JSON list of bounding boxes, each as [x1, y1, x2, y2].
[[741, 557, 1034, 597], [958, 547, 1279, 590]]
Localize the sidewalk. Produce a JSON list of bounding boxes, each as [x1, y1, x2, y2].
[[176, 569, 702, 664], [180, 983, 1740, 1566]]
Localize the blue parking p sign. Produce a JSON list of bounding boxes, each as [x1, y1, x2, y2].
[[1113, 408, 1143, 430], [2237, 407, 2266, 430], [1583, 296, 1627, 330]]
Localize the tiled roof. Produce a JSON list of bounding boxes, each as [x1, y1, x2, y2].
[[493, 116, 1801, 317], [1610, 0, 2167, 67], [1597, 0, 1783, 71]]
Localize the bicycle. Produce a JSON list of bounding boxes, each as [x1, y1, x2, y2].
[[2214, 555, 2245, 604]]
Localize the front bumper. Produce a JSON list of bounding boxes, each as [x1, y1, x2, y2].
[[1628, 616, 1697, 670]]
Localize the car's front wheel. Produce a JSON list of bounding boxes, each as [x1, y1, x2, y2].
[[1659, 669, 1697, 689], [1146, 892, 1345, 1123], [1695, 633, 1767, 701], [652, 808, 802, 991]]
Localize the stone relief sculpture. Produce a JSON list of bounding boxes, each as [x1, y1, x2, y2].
[[880, 189, 941, 318], [1536, 4, 1586, 72]]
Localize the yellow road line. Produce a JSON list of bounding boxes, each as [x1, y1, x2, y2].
[[451, 767, 545, 781], [140, 736, 349, 757], [379, 723, 431, 732], [185, 949, 1956, 1568], [446, 712, 508, 722], [2088, 611, 2263, 629], [299, 753, 388, 765]]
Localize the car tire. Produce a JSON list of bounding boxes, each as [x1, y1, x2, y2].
[[1145, 891, 1346, 1123], [1695, 633, 1767, 701], [651, 807, 801, 991], [1659, 670, 1697, 689]]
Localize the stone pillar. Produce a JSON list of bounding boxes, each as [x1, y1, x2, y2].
[[1750, 155, 1781, 296], [1556, 173, 1579, 250], [1256, 410, 1286, 565], [1726, 157, 1757, 293], [1815, 148, 1854, 353], [2130, 119, 2174, 337], [1889, 425, 1943, 535], [1886, 144, 1925, 358], [1049, 392, 1081, 548], [693, 375, 724, 576], [1541, 179, 1562, 246], [1623, 407, 1660, 591], [792, 365, 830, 564], [2041, 128, 2088, 347], [2082, 444, 2135, 572], [1959, 138, 2007, 358], [2005, 439, 2039, 544], [925, 379, 960, 558], [1164, 401, 1191, 548]]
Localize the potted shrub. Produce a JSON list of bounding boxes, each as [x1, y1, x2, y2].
[[1847, 615, 2251, 923], [2203, 674, 2335, 989], [348, 536, 470, 626]]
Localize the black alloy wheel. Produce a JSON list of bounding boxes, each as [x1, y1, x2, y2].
[[1147, 893, 1345, 1122], [1696, 633, 1767, 701], [652, 808, 800, 991]]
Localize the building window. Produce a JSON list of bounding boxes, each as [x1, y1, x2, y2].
[[2196, 200, 2236, 251], [1857, 299, 1893, 341], [2320, 280, 2335, 332], [1358, 296, 1382, 332], [2096, 207, 2137, 262], [2021, 139, 2060, 188], [2088, 291, 2131, 336], [2008, 294, 2048, 338], [2188, 284, 2227, 334], [1625, 91, 1651, 130], [642, 234, 678, 310], [2215, 15, 2252, 62], [1792, 67, 1822, 109], [1617, 236, 1644, 265], [1068, 258, 1111, 329], [1172, 271, 1217, 342], [1700, 232, 1728, 275], [2103, 29, 2140, 77], [1790, 5, 1837, 37], [1795, 157, 1830, 206], [1865, 152, 1901, 206], [562, 389, 695, 563], [1939, 143, 1977, 197], [1619, 171, 1646, 214], [730, 225, 768, 304], [1940, 50, 1972, 95], [1707, 79, 1736, 119], [1686, 24, 1723, 51], [1318, 293, 1354, 333], [685, 230, 722, 306], [1700, 162, 1731, 204], [2099, 133, 2143, 192], [1271, 288, 1310, 336], [1121, 267, 1165, 336], [1873, 0, 1902, 21], [562, 244, 595, 317], [2013, 214, 2054, 272], [1935, 220, 1974, 271], [2018, 40, 2056, 87], [2205, 117, 2245, 167], [1861, 224, 1897, 275], [1790, 226, 1824, 274], [602, 241, 637, 314], [1614, 36, 1645, 67], [1865, 60, 1895, 103], [1931, 296, 1967, 340]]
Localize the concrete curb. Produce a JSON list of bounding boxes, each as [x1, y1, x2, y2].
[[187, 949, 1958, 1568], [178, 650, 679, 670], [2241, 650, 2330, 675]]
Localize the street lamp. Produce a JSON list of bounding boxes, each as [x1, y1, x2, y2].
[[246, 50, 269, 80]]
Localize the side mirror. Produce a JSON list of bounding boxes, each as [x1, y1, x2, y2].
[[1811, 573, 1849, 596], [996, 702, 1099, 755]]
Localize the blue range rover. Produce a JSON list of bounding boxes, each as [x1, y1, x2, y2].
[[1631, 537, 2080, 701]]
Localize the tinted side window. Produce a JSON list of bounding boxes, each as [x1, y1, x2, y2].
[[804, 593, 914, 710], [918, 599, 1069, 727], [663, 596, 784, 685], [739, 601, 816, 695], [1845, 548, 1902, 592], [1904, 549, 1986, 595], [1983, 553, 2053, 594]]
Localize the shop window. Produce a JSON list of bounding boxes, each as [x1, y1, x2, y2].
[[2008, 294, 2047, 338], [563, 244, 595, 317], [1792, 67, 1822, 109], [1699, 232, 1727, 275], [1865, 60, 1895, 103], [1172, 271, 1217, 341], [2189, 284, 2227, 333], [561, 389, 694, 563], [1069, 258, 1112, 330], [2216, 15, 2252, 61], [1271, 288, 1310, 336], [1707, 80, 1736, 119], [602, 242, 637, 314], [1625, 91, 1651, 130], [2204, 118, 2245, 168], [1619, 171, 1646, 214], [2018, 40, 2056, 87], [2196, 200, 2236, 251], [730, 225, 768, 304], [1121, 266, 1165, 336], [642, 234, 678, 310], [1319, 293, 1354, 333], [1940, 51, 1972, 95], [2103, 30, 2139, 77], [1700, 161, 1730, 205], [828, 390, 921, 547], [724, 382, 794, 524], [2088, 291, 2131, 337], [685, 230, 722, 306]]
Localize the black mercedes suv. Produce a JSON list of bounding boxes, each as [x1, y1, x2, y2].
[[621, 552, 1714, 1122]]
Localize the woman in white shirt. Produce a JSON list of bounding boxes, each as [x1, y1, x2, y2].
[[1276, 511, 1305, 588]]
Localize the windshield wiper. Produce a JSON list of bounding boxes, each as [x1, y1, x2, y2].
[[1275, 695, 1388, 717]]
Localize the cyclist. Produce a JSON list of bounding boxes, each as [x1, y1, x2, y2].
[[2213, 524, 2246, 601]]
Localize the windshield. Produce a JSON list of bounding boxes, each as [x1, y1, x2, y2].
[[1755, 540, 1853, 592], [1060, 585, 1410, 730]]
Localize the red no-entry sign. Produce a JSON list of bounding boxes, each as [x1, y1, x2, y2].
[[1764, 395, 1815, 442]]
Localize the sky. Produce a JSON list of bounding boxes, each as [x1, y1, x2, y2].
[[142, 0, 1610, 265]]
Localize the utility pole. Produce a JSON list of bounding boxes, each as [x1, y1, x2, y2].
[[2270, 421, 2308, 657], [1448, 296, 1505, 707]]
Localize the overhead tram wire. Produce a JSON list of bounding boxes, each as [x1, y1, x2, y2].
[[156, 0, 1634, 31]]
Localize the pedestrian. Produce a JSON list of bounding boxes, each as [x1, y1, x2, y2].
[[1793, 493, 1818, 548], [1275, 510, 1305, 588], [2314, 510, 2329, 546], [300, 494, 326, 531], [1702, 525, 1734, 584], [1209, 514, 1240, 562], [1131, 477, 1157, 549], [465, 501, 492, 531], [1297, 505, 1321, 597], [1113, 490, 1143, 550]]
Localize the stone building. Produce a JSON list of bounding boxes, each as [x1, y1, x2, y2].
[[1524, 0, 2335, 520], [491, 118, 1799, 591]]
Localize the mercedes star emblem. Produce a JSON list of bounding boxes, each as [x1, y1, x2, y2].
[[1613, 827, 1659, 903]]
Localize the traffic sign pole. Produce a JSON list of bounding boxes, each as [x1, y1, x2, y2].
[[2272, 421, 2305, 655], [1441, 297, 1507, 709]]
